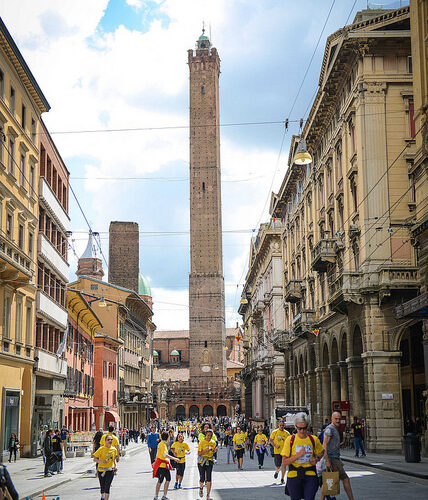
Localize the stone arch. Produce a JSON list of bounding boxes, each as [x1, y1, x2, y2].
[[217, 404, 227, 417], [203, 405, 213, 417], [175, 405, 186, 419], [352, 325, 364, 356], [322, 342, 330, 367], [189, 405, 199, 417], [331, 337, 339, 364]]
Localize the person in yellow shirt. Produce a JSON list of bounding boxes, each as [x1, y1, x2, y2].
[[281, 413, 324, 500], [270, 420, 290, 484], [197, 429, 217, 500], [232, 426, 247, 470], [171, 433, 190, 490], [99, 426, 120, 457], [153, 431, 180, 500], [93, 435, 119, 500], [252, 427, 268, 469]]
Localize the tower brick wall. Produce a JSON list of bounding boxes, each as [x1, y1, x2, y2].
[[108, 221, 139, 293], [188, 36, 226, 380]]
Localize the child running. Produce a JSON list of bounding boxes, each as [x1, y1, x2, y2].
[[152, 431, 180, 500], [171, 433, 190, 489], [197, 429, 218, 500]]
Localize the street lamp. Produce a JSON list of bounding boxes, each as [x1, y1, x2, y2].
[[293, 138, 312, 165]]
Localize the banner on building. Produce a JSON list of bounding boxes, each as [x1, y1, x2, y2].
[[56, 325, 68, 357]]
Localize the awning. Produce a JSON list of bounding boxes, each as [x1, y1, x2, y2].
[[105, 410, 120, 422], [151, 410, 159, 418]]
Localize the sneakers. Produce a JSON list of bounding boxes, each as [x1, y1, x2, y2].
[[199, 487, 204, 498], [174, 482, 178, 489], [178, 484, 182, 489], [44, 472, 52, 477], [227, 461, 230, 464], [281, 478, 285, 484], [161, 496, 171, 500], [274, 471, 278, 479], [259, 465, 261, 469], [153, 497, 159, 500]]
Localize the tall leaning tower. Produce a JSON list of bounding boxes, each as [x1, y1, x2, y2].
[[188, 30, 226, 381]]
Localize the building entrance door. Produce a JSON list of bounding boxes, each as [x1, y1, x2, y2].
[[2, 389, 20, 453]]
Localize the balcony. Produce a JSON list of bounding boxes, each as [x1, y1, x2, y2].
[[38, 233, 69, 282], [285, 280, 303, 303], [36, 290, 68, 329], [328, 271, 363, 313], [34, 348, 67, 377], [0, 233, 33, 286], [39, 177, 70, 232], [292, 309, 315, 333], [273, 330, 291, 351], [311, 238, 336, 272], [378, 266, 419, 290]]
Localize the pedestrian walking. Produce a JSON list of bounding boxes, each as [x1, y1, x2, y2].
[[225, 428, 236, 464], [171, 433, 190, 489], [93, 435, 119, 500], [43, 429, 54, 477], [167, 429, 175, 452], [321, 412, 356, 500], [7, 433, 19, 462], [148, 426, 161, 464], [270, 419, 290, 484], [197, 429, 217, 500], [281, 412, 324, 500], [233, 426, 247, 470], [152, 431, 180, 500], [93, 428, 104, 454], [351, 417, 366, 457], [51, 429, 64, 473], [252, 427, 268, 469]]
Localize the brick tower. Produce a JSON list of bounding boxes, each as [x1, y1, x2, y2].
[[188, 30, 226, 380], [108, 221, 139, 293]]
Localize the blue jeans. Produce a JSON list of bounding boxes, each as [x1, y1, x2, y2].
[[227, 445, 235, 462], [286, 475, 319, 500], [354, 437, 365, 456]]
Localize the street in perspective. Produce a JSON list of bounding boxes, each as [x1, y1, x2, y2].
[[0, 1, 427, 500]]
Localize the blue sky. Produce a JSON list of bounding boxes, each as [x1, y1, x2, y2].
[[0, 0, 409, 329]]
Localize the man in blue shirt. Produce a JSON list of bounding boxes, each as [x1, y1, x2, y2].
[[147, 426, 160, 464]]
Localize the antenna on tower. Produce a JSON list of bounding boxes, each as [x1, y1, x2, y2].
[[209, 23, 212, 42], [202, 20, 205, 35]]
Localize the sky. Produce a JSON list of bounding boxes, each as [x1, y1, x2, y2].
[[0, 0, 409, 330]]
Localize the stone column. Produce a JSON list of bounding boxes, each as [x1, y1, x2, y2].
[[252, 378, 257, 417], [338, 361, 349, 401], [314, 368, 324, 420], [255, 376, 263, 419], [329, 364, 341, 403], [321, 368, 331, 419], [346, 356, 365, 419], [361, 351, 402, 453], [297, 375, 303, 406], [304, 372, 309, 408]]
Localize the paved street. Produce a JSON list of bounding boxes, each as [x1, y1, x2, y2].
[[15, 438, 428, 500]]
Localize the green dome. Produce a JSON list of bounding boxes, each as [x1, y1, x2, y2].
[[138, 273, 152, 296], [170, 350, 179, 356], [153, 350, 158, 357], [199, 34, 209, 41]]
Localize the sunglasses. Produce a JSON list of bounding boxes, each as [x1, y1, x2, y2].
[[296, 426, 308, 431], [106, 438, 113, 442]]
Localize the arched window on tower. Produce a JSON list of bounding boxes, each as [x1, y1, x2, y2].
[[201, 85, 205, 95], [202, 182, 205, 192]]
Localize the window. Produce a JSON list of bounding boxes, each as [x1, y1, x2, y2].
[[8, 138, 14, 174], [407, 56, 412, 74], [352, 242, 360, 270], [409, 101, 416, 138], [201, 85, 205, 95], [113, 390, 117, 405], [103, 360, 107, 377], [25, 304, 32, 344], [18, 224, 24, 249], [31, 118, 36, 142], [21, 103, 26, 130], [350, 122, 356, 154], [6, 213, 12, 239], [15, 295, 23, 343], [29, 164, 34, 195], [0, 68, 4, 98], [106, 390, 109, 406], [10, 86, 15, 114], [90, 284, 98, 290], [3, 293, 12, 338], [350, 178, 358, 213], [28, 232, 33, 257], [19, 153, 25, 186]]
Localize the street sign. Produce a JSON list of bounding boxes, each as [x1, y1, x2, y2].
[[331, 400, 351, 411]]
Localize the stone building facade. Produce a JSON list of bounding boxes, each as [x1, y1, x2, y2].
[[239, 222, 286, 424], [264, 6, 425, 453]]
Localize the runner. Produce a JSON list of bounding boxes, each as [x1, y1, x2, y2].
[[281, 412, 324, 500], [232, 426, 247, 470], [197, 429, 217, 500], [152, 431, 180, 500], [93, 435, 120, 500], [270, 419, 290, 484], [252, 427, 268, 469], [171, 433, 191, 489]]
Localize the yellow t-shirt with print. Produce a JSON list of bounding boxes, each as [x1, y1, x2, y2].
[[233, 432, 247, 448], [99, 433, 120, 447], [270, 428, 290, 455], [253, 433, 268, 448], [171, 441, 190, 463], [93, 445, 118, 471], [281, 434, 323, 477], [156, 441, 169, 468], [198, 439, 217, 458]]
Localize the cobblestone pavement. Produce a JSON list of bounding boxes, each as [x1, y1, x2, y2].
[[15, 439, 428, 500]]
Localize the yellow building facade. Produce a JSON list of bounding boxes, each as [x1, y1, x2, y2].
[[0, 18, 50, 457], [267, 6, 424, 453]]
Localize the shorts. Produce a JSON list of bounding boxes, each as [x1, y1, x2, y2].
[[235, 448, 244, 459], [198, 461, 213, 483], [329, 457, 348, 480], [176, 462, 185, 477], [274, 454, 283, 468], [156, 467, 171, 483]]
